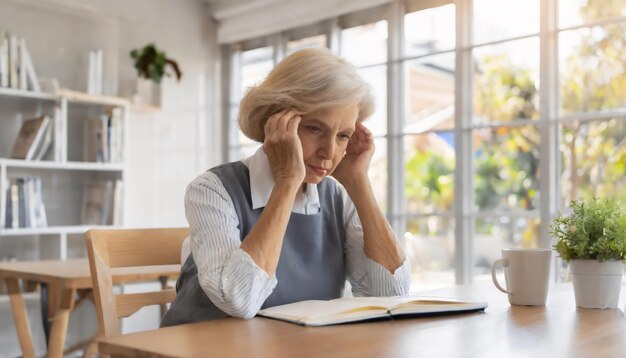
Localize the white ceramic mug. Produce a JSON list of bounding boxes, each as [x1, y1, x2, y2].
[[491, 248, 551, 306]]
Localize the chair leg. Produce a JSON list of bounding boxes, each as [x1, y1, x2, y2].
[[82, 338, 99, 358]]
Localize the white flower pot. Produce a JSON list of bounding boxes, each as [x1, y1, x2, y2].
[[134, 78, 162, 107], [570, 260, 624, 309]]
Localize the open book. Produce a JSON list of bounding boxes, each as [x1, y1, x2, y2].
[[258, 296, 487, 327]]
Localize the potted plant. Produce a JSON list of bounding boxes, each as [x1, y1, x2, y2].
[[129, 43, 182, 106], [550, 197, 626, 309]]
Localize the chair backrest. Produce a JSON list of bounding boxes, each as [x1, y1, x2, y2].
[[85, 227, 189, 337]]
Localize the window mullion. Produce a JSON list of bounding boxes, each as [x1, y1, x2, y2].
[[454, 0, 474, 284], [539, 0, 560, 275], [387, 0, 406, 240], [324, 18, 341, 53], [225, 44, 242, 162], [539, 0, 560, 247], [272, 33, 287, 64]]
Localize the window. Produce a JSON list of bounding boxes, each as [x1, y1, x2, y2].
[[470, 0, 541, 282], [223, 0, 626, 289], [340, 19, 389, 210], [228, 45, 273, 160], [402, 4, 456, 289], [556, 0, 626, 280], [558, 0, 626, 205]]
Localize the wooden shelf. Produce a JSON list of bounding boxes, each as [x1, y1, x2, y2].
[[0, 159, 124, 171], [0, 87, 131, 108], [57, 89, 129, 107], [0, 87, 57, 101], [0, 225, 119, 237], [131, 103, 161, 113]]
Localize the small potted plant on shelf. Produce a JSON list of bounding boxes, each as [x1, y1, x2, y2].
[[550, 197, 626, 309], [130, 43, 182, 107]]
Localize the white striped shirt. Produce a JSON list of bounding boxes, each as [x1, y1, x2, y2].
[[185, 148, 410, 319]]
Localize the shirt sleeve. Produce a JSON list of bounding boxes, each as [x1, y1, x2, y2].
[[185, 172, 277, 319], [340, 185, 411, 297]]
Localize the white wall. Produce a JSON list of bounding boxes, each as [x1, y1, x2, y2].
[[110, 0, 221, 227], [0, 0, 219, 355]]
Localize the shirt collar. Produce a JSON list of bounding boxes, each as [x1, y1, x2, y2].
[[244, 147, 320, 212]]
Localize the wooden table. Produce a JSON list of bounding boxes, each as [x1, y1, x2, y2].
[[99, 282, 626, 357], [0, 259, 180, 358]]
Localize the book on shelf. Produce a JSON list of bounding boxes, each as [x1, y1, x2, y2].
[[18, 38, 26, 90], [4, 177, 47, 229], [257, 296, 488, 327], [10, 115, 51, 160], [87, 51, 95, 94], [5, 183, 19, 229], [8, 33, 18, 89], [81, 180, 123, 226], [84, 116, 109, 162], [0, 30, 40, 91], [84, 109, 123, 163], [87, 49, 103, 95], [19, 38, 40, 92], [0, 30, 8, 87], [113, 179, 124, 226], [81, 181, 112, 225], [109, 107, 123, 163], [32, 117, 53, 161], [34, 177, 47, 227], [17, 178, 27, 228]]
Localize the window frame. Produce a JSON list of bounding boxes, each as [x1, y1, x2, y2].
[[221, 0, 626, 285]]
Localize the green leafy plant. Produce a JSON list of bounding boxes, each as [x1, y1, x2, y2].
[[130, 43, 182, 84], [550, 198, 626, 262]]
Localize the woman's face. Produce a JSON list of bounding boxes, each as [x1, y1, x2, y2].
[[297, 102, 359, 184]]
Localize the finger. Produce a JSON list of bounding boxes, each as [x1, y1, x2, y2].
[[287, 115, 301, 134], [349, 126, 369, 152], [272, 110, 290, 132], [351, 125, 364, 143], [355, 123, 372, 146], [264, 118, 272, 139], [265, 110, 287, 137], [278, 110, 297, 132], [356, 123, 374, 150], [264, 111, 280, 132], [356, 122, 371, 138]]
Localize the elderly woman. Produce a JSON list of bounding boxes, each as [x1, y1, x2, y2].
[[162, 48, 410, 326]]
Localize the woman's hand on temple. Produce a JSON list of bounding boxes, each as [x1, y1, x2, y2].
[[243, 110, 306, 277], [263, 110, 306, 188], [332, 122, 375, 188]]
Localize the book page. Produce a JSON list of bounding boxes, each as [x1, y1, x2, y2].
[[340, 296, 486, 314], [340, 296, 464, 308], [258, 299, 388, 322]]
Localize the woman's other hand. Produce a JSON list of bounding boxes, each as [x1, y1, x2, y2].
[[332, 122, 374, 188], [263, 110, 306, 187]]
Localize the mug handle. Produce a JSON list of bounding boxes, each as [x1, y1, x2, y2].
[[491, 258, 510, 294]]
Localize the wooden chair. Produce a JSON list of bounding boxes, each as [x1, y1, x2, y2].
[[84, 228, 188, 341]]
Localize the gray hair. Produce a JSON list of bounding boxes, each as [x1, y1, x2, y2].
[[238, 48, 374, 142]]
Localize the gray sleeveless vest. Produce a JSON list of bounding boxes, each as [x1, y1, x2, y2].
[[161, 161, 346, 327]]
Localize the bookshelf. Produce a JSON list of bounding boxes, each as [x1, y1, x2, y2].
[[0, 88, 124, 349], [0, 89, 128, 261]]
